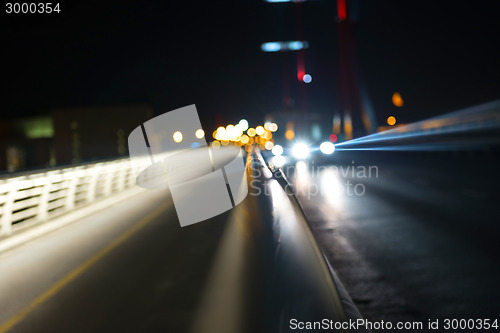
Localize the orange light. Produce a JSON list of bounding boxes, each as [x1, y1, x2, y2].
[[285, 129, 295, 140], [387, 116, 396, 126], [261, 130, 272, 140], [392, 92, 404, 107], [247, 128, 256, 137], [240, 135, 249, 144]]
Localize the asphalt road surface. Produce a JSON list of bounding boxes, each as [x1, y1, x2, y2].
[[1, 149, 499, 333], [0, 189, 230, 333], [0, 155, 345, 333], [288, 150, 500, 328]]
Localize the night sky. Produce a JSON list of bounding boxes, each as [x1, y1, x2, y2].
[[2, 0, 500, 130]]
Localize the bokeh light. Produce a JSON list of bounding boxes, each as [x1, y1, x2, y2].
[[255, 126, 265, 136], [238, 119, 249, 131], [173, 131, 183, 143], [195, 129, 205, 139], [218, 127, 229, 141], [387, 116, 397, 126], [303, 74, 312, 83], [272, 155, 286, 168], [272, 144, 283, 156], [292, 143, 310, 159], [320, 141, 335, 154], [392, 92, 404, 107], [226, 125, 237, 139], [240, 135, 249, 144]]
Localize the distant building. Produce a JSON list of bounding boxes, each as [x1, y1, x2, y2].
[[0, 116, 53, 172], [52, 105, 152, 165], [0, 105, 152, 173]]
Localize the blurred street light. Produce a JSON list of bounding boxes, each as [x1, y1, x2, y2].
[[247, 128, 256, 137], [238, 119, 249, 131], [392, 92, 404, 107], [173, 131, 183, 143], [285, 129, 295, 140], [387, 116, 397, 126], [255, 126, 265, 136], [261, 41, 309, 52], [272, 144, 284, 156], [302, 74, 312, 83], [195, 129, 205, 139]]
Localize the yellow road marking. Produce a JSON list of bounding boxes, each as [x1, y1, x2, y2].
[[0, 201, 170, 333]]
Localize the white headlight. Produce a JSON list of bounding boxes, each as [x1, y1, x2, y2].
[[320, 141, 335, 155], [272, 144, 284, 156], [292, 143, 310, 159], [272, 155, 286, 168]]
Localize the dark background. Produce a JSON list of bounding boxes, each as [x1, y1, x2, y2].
[[2, 0, 500, 129]]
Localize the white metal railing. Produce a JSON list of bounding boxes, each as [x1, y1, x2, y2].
[[0, 158, 137, 236]]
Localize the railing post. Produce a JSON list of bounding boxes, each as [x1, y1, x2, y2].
[[64, 170, 78, 211], [86, 165, 101, 203], [102, 164, 114, 197], [127, 160, 136, 188], [37, 176, 51, 222], [0, 158, 136, 237], [115, 163, 126, 192], [0, 181, 18, 236]]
